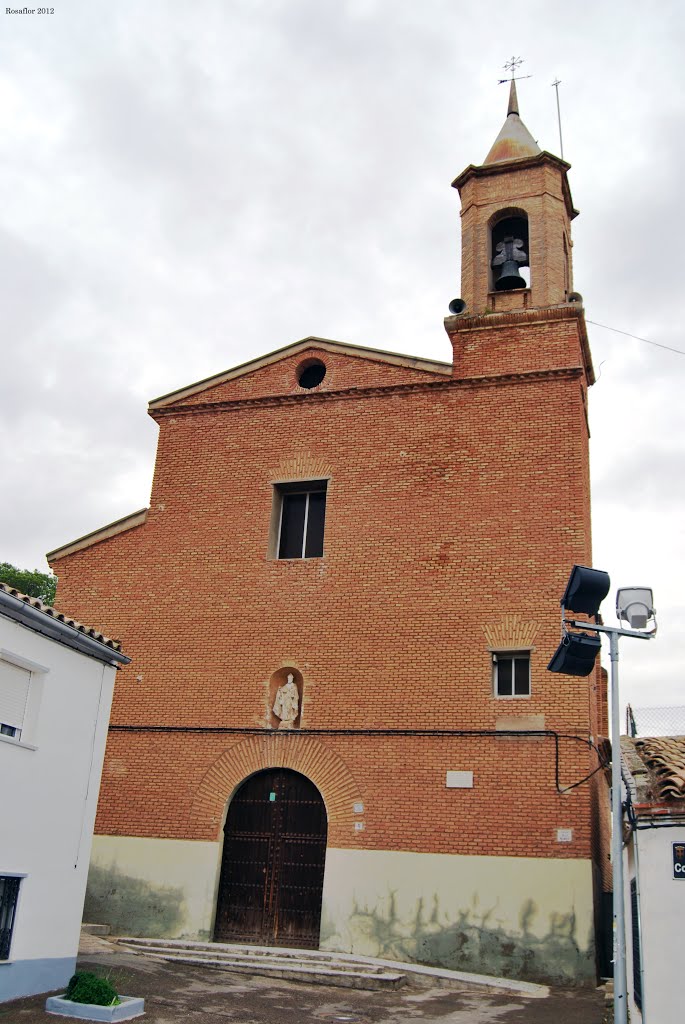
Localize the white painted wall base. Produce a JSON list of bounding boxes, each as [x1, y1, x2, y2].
[[87, 836, 595, 985], [87, 836, 221, 940], [320, 848, 595, 984]]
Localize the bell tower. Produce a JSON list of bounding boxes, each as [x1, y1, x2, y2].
[[446, 81, 593, 385], [453, 80, 577, 316]]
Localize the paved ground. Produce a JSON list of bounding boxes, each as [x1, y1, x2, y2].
[[2, 936, 609, 1023]]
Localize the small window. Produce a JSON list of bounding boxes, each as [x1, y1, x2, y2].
[[0, 662, 31, 741], [493, 652, 531, 697], [0, 653, 48, 746], [0, 876, 21, 960], [276, 481, 327, 559], [297, 359, 326, 389]]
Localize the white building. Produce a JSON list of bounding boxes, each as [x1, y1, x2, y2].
[[0, 582, 129, 1003], [621, 735, 685, 1024]]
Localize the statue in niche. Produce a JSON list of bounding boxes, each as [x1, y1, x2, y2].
[[273, 673, 300, 730]]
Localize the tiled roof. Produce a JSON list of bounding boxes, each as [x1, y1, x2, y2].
[[628, 735, 685, 801], [0, 582, 123, 652]]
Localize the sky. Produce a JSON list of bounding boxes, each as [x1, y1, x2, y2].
[[1, 1, 683, 724]]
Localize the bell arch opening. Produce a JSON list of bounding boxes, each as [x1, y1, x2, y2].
[[213, 768, 328, 949], [489, 208, 530, 291]]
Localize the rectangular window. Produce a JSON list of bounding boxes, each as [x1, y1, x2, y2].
[[0, 661, 31, 741], [0, 876, 21, 960], [0, 653, 48, 746], [493, 652, 531, 697], [276, 481, 327, 559]]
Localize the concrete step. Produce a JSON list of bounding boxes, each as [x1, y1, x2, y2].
[[81, 923, 112, 936], [117, 937, 407, 991]]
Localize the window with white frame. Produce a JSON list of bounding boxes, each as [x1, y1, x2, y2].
[[0, 652, 47, 744], [0, 661, 31, 740], [493, 651, 531, 697], [275, 480, 328, 559]]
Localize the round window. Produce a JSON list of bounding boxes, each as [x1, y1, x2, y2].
[[297, 360, 326, 389]]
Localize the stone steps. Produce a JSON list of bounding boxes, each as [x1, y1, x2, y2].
[[81, 922, 112, 936], [116, 937, 407, 991]]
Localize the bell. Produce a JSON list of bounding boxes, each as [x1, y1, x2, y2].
[[492, 234, 528, 291], [494, 260, 527, 291]]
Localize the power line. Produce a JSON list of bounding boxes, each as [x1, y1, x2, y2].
[[586, 319, 685, 357]]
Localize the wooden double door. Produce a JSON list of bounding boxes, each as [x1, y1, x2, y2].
[[214, 769, 328, 948]]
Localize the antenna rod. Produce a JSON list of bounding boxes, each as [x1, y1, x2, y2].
[[552, 78, 564, 160]]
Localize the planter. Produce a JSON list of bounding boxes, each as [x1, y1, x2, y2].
[[45, 993, 145, 1021]]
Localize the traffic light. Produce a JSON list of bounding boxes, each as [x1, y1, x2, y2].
[[547, 565, 610, 677]]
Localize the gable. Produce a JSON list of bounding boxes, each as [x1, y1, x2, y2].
[[149, 337, 452, 412]]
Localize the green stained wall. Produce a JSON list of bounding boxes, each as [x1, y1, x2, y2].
[[321, 848, 595, 985], [86, 837, 595, 985], [86, 836, 221, 940]]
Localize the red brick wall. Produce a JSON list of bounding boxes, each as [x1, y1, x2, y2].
[[51, 328, 600, 861], [96, 729, 595, 856]]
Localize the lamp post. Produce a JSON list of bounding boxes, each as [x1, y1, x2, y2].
[[549, 570, 656, 1024]]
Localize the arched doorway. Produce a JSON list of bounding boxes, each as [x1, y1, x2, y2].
[[214, 768, 328, 948]]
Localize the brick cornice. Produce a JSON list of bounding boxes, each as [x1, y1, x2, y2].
[[149, 366, 584, 420], [445, 303, 584, 334], [452, 150, 578, 220], [445, 304, 594, 386]]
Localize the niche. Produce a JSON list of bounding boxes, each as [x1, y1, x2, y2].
[[267, 666, 304, 730]]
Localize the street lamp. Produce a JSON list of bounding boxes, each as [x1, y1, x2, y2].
[[617, 588, 655, 631], [548, 566, 656, 1024]]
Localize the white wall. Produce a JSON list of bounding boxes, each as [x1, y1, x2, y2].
[[0, 614, 117, 1001], [625, 822, 685, 1024]]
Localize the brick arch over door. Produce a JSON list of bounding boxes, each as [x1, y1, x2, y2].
[[189, 735, 363, 845]]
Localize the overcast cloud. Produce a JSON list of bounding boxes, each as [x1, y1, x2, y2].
[[1, 1, 683, 719]]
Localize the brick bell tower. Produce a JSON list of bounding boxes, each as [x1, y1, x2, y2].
[[446, 80, 594, 386]]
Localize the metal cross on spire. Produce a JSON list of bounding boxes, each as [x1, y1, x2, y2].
[[498, 56, 532, 85]]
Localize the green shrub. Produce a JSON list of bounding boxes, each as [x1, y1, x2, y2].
[[65, 972, 120, 1006]]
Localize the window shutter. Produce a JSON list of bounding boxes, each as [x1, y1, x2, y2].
[[0, 662, 31, 731]]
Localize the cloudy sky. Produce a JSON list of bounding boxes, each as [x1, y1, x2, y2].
[[1, 1, 683, 721]]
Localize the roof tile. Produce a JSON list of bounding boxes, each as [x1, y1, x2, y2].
[[633, 736, 685, 800], [0, 582, 123, 652]]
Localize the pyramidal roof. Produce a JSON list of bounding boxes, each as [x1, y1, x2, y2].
[[484, 80, 541, 165]]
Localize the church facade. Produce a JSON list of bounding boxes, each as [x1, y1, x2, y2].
[[48, 85, 607, 986]]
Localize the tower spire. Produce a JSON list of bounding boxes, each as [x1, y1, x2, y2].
[[483, 75, 540, 165], [508, 78, 519, 116]]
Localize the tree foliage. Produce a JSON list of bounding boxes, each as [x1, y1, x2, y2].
[[0, 562, 57, 605]]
